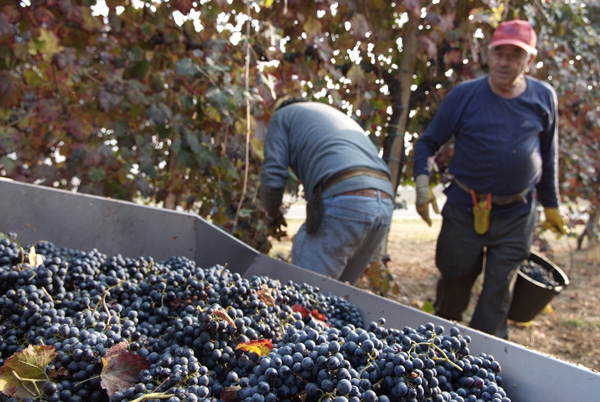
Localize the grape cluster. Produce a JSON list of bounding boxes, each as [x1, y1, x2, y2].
[[0, 236, 511, 402], [519, 260, 559, 288]]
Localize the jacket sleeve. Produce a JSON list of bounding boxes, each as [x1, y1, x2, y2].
[[259, 113, 290, 210], [413, 88, 463, 179], [535, 84, 560, 208]]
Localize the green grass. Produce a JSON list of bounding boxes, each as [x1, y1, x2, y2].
[[558, 318, 600, 331], [388, 219, 441, 243]]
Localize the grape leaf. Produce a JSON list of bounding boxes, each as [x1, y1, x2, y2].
[[291, 304, 330, 328], [28, 246, 44, 267], [100, 342, 150, 397], [173, 0, 194, 15], [236, 340, 273, 357], [291, 303, 310, 318], [211, 309, 237, 328], [0, 344, 56, 399], [349, 13, 369, 39], [0, 72, 21, 108], [258, 284, 276, 306], [310, 309, 326, 321], [0, 12, 12, 37], [422, 301, 435, 314], [220, 385, 241, 402], [175, 58, 201, 76], [28, 29, 64, 61]]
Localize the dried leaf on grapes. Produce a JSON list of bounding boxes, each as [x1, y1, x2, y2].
[[258, 284, 276, 306], [0, 344, 56, 399], [100, 341, 150, 397], [236, 339, 273, 357]]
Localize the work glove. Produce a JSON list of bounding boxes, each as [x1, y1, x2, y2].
[[415, 174, 439, 226], [542, 207, 569, 238], [266, 210, 287, 240]]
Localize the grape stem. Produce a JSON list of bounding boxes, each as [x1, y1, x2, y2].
[[41, 286, 54, 302], [10, 370, 47, 397], [130, 392, 176, 402], [100, 281, 125, 331]]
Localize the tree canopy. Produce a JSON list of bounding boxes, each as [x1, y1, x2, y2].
[[0, 0, 598, 251]]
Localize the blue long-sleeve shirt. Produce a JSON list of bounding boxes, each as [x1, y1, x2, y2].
[[413, 75, 560, 216], [260, 102, 393, 210]]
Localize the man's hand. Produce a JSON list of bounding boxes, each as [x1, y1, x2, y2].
[[266, 210, 287, 240], [542, 207, 569, 238], [415, 174, 439, 226]]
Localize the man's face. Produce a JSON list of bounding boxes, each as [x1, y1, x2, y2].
[[488, 45, 533, 89]]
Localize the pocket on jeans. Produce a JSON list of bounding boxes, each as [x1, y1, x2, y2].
[[322, 211, 371, 256]]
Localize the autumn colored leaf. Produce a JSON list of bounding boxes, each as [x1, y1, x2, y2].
[[28, 29, 64, 60], [0, 72, 21, 108], [48, 367, 69, 382], [258, 284, 276, 306], [291, 304, 330, 327], [173, 0, 194, 15], [303, 17, 322, 37], [310, 310, 330, 328], [236, 339, 273, 357], [212, 309, 237, 328], [422, 301, 435, 315], [349, 13, 369, 39], [220, 385, 241, 402], [28, 246, 45, 267], [0, 344, 57, 399], [57, 0, 83, 21], [311, 309, 326, 321], [291, 303, 310, 319], [33, 7, 55, 26], [100, 342, 150, 397], [0, 12, 11, 36]]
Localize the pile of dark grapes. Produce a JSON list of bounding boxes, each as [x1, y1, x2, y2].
[[519, 260, 560, 288], [0, 235, 511, 402]]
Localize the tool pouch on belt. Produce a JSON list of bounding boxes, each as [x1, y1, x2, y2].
[[471, 190, 492, 235], [306, 183, 324, 234]]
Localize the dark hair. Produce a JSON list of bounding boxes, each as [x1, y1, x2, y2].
[[276, 96, 309, 111]]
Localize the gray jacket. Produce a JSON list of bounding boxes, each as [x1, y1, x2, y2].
[[260, 102, 393, 210]]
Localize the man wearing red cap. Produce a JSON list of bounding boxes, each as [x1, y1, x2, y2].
[[412, 20, 569, 339]]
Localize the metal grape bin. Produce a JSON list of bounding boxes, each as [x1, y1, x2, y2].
[[0, 178, 597, 402]]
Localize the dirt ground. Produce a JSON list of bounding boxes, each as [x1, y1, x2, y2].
[[269, 218, 600, 374]]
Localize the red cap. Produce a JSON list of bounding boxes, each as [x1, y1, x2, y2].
[[490, 20, 537, 56]]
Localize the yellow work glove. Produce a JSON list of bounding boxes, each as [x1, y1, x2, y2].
[[542, 207, 569, 238], [415, 174, 440, 226]]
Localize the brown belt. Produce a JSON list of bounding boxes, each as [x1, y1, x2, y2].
[[337, 188, 393, 200], [454, 178, 530, 206], [323, 168, 391, 191]]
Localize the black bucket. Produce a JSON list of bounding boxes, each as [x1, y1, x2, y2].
[[507, 251, 569, 323]]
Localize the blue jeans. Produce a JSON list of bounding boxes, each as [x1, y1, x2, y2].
[[291, 191, 394, 285]]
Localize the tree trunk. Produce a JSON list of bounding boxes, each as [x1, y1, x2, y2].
[[384, 17, 418, 194]]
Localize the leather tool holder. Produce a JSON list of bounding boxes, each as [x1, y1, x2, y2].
[[306, 183, 324, 234], [471, 191, 492, 235]]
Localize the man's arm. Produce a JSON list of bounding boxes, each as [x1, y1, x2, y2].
[[536, 83, 568, 237], [535, 83, 560, 209], [413, 87, 462, 224]]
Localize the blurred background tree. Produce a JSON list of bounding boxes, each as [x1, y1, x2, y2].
[[0, 0, 598, 252]]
